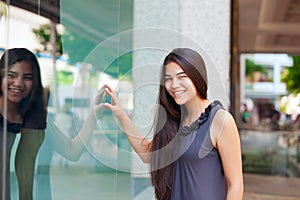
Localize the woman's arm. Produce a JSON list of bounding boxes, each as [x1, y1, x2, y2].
[[48, 109, 96, 161], [104, 84, 151, 163], [212, 110, 244, 200], [48, 87, 105, 161]]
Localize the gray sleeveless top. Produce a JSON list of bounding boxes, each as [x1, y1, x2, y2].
[[170, 101, 227, 200]]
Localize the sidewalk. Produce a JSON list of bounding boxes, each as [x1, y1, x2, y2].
[[18, 169, 300, 199], [134, 173, 300, 200], [46, 169, 300, 199], [130, 172, 300, 200], [243, 173, 300, 200]]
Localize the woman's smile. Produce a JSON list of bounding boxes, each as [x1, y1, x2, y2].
[[165, 62, 197, 105]]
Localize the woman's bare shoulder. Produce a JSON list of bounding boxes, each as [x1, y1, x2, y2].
[[210, 109, 237, 146]]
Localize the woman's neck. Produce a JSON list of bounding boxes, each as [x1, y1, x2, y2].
[[0, 96, 22, 123], [183, 97, 210, 126]]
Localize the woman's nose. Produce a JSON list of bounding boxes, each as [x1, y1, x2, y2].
[[171, 78, 180, 88], [13, 76, 24, 88]]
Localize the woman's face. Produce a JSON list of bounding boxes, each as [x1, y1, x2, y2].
[[1, 61, 33, 104], [164, 62, 197, 105]]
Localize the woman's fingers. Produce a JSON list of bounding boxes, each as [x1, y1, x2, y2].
[[105, 84, 114, 93], [104, 84, 119, 105], [97, 84, 126, 119], [104, 102, 112, 110], [94, 84, 122, 112], [92, 86, 107, 117], [94, 87, 106, 105], [95, 102, 105, 109]]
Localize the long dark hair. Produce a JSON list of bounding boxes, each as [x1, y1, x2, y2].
[[150, 48, 208, 200], [0, 48, 46, 127]]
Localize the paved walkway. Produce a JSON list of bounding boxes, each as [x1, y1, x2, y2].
[[243, 173, 300, 200], [9, 129, 300, 199], [10, 168, 300, 199], [133, 173, 300, 200], [241, 130, 300, 199]]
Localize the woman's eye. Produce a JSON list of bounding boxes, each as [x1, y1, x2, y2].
[[165, 77, 172, 82], [24, 76, 33, 80], [8, 73, 16, 78], [179, 75, 187, 79]]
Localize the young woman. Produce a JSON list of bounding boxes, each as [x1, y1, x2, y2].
[[0, 48, 105, 199], [104, 48, 244, 200], [0, 48, 47, 200]]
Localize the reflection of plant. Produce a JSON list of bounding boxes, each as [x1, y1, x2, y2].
[[48, 70, 74, 86], [57, 70, 74, 85], [32, 24, 62, 55], [0, 2, 7, 20], [246, 58, 267, 81], [282, 56, 300, 94]]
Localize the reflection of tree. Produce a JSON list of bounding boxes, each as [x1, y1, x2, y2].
[[32, 24, 62, 56], [56, 70, 74, 85], [32, 23, 133, 80], [282, 56, 300, 94], [32, 23, 95, 65], [32, 22, 61, 110], [245, 58, 267, 82], [0, 2, 7, 20]]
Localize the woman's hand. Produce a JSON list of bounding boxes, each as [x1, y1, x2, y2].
[[104, 84, 127, 120], [104, 84, 151, 162], [92, 85, 106, 118]]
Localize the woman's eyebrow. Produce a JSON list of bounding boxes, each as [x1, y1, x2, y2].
[[8, 70, 17, 74], [165, 71, 185, 76], [7, 70, 33, 77], [176, 71, 185, 75]]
